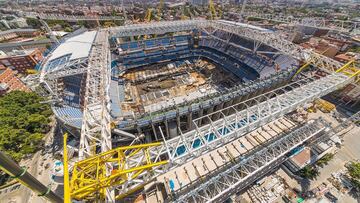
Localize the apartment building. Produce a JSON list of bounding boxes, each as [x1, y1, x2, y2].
[[0, 49, 43, 74], [0, 64, 30, 95]]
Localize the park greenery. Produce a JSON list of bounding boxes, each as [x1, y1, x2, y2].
[[349, 46, 360, 53], [346, 162, 360, 190], [0, 91, 52, 162]]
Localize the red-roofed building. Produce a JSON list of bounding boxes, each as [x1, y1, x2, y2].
[[0, 48, 43, 74], [0, 64, 30, 95]]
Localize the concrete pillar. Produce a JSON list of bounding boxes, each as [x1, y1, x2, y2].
[[176, 109, 181, 133], [211, 101, 224, 121], [164, 119, 170, 139], [222, 100, 234, 116], [203, 105, 214, 125], [151, 122, 158, 141], [168, 121, 178, 139], [197, 105, 204, 126], [144, 131, 152, 143], [187, 106, 193, 131]]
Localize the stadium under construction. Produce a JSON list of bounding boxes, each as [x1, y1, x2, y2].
[[34, 19, 359, 202]]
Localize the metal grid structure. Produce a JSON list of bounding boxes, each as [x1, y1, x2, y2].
[[79, 29, 112, 159], [24, 12, 124, 21], [69, 69, 356, 200], [210, 20, 344, 72], [158, 72, 350, 168], [172, 118, 329, 203], [70, 142, 168, 201], [109, 19, 343, 72], [110, 20, 204, 38], [41, 58, 89, 81], [243, 12, 360, 34]]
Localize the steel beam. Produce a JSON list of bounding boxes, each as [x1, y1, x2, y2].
[[157, 72, 350, 169], [243, 12, 359, 35], [173, 118, 329, 203], [0, 151, 63, 203], [110, 20, 203, 38], [24, 12, 124, 22], [209, 20, 343, 72], [42, 58, 88, 80], [79, 30, 112, 158]]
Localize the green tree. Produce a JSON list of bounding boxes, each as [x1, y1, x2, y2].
[[346, 162, 360, 190], [298, 166, 319, 180], [64, 27, 73, 32], [316, 153, 334, 167], [0, 91, 52, 162], [26, 18, 41, 28]]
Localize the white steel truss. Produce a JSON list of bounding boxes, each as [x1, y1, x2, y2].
[[209, 20, 343, 72], [110, 20, 203, 37], [79, 29, 112, 159], [42, 58, 89, 80], [24, 12, 124, 22], [110, 20, 343, 72], [158, 72, 350, 168], [107, 72, 354, 197], [173, 118, 329, 203], [243, 12, 360, 35]]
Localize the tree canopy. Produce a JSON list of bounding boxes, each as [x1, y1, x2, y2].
[[346, 162, 360, 190], [0, 91, 52, 162], [298, 166, 319, 180]]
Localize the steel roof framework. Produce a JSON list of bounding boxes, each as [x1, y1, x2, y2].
[[158, 72, 350, 167], [25, 12, 124, 22], [243, 12, 360, 35], [173, 118, 329, 203]]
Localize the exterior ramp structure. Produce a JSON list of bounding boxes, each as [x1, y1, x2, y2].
[[172, 118, 329, 203]]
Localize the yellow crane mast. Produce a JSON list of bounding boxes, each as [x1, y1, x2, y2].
[[69, 142, 168, 201], [157, 0, 164, 20], [209, 0, 217, 20]]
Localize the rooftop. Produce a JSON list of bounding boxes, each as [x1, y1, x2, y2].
[[46, 31, 96, 62], [218, 20, 273, 33], [0, 29, 38, 36], [289, 147, 311, 168], [0, 48, 38, 58]]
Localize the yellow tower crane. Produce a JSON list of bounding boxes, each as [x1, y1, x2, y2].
[[157, 0, 164, 21], [145, 8, 153, 23], [181, 4, 189, 20], [209, 0, 217, 20]]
